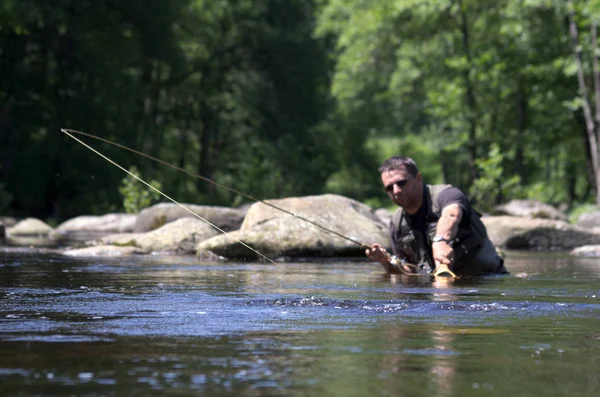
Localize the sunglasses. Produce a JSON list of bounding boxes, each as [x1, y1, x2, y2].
[[385, 178, 411, 193]]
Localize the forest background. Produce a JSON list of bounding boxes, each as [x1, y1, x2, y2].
[[2, 0, 600, 224]]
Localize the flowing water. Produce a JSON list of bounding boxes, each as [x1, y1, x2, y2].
[[0, 248, 598, 396]]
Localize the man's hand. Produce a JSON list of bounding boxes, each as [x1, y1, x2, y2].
[[432, 240, 455, 266], [366, 244, 415, 274], [365, 243, 390, 264]]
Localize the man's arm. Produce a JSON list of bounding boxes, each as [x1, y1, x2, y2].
[[432, 203, 463, 266], [435, 203, 463, 241]]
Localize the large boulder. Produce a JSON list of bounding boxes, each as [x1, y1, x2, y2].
[[482, 216, 600, 250], [7, 218, 53, 236], [492, 200, 567, 221], [375, 208, 393, 227], [50, 213, 137, 242], [98, 217, 220, 254], [196, 194, 389, 259], [134, 203, 246, 233]]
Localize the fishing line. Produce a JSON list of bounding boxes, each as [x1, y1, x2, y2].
[[62, 128, 368, 249], [61, 128, 425, 278], [62, 130, 364, 297], [62, 130, 285, 269]]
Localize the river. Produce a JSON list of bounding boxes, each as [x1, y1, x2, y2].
[[0, 248, 598, 396]]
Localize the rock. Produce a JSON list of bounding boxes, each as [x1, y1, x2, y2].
[[492, 200, 567, 221], [0, 216, 18, 227], [197, 194, 388, 259], [375, 208, 393, 227], [97, 233, 145, 246], [63, 245, 143, 257], [7, 218, 53, 236], [99, 217, 220, 254], [134, 203, 245, 233], [482, 216, 600, 250], [136, 217, 220, 253], [50, 213, 137, 242], [576, 210, 600, 228], [570, 245, 600, 257]]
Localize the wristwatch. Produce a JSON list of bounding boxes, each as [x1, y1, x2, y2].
[[432, 235, 450, 244]]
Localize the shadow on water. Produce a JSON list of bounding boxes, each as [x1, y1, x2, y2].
[[0, 248, 599, 396]]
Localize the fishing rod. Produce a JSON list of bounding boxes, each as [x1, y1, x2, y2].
[[61, 128, 433, 277], [62, 129, 285, 270], [62, 128, 369, 248]]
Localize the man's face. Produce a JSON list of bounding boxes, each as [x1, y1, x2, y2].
[[381, 168, 422, 212]]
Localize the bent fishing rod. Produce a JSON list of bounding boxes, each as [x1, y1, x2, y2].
[[61, 128, 433, 277]]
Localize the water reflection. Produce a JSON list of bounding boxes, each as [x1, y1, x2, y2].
[[0, 250, 599, 396]]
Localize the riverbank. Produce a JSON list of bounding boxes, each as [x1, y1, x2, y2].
[[3, 196, 600, 259]]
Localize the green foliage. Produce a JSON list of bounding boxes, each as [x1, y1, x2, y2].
[[2, 0, 600, 220], [470, 144, 521, 212], [119, 167, 162, 214]]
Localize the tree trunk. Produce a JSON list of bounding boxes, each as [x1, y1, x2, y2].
[[568, 9, 600, 205], [458, 0, 479, 183], [515, 78, 528, 184], [198, 104, 215, 199]]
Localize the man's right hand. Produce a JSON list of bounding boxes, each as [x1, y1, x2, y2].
[[365, 243, 390, 264]]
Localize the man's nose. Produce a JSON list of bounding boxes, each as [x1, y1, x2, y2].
[[393, 183, 402, 193]]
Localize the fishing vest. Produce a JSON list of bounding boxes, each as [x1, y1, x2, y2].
[[391, 184, 489, 272]]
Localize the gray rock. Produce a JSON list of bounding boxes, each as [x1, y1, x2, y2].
[[0, 217, 18, 227], [570, 245, 600, 257], [576, 210, 600, 228], [97, 217, 219, 254], [375, 208, 393, 227], [50, 213, 138, 242], [482, 216, 600, 250], [97, 233, 145, 246], [492, 200, 567, 221], [63, 245, 143, 257], [134, 203, 245, 233], [135, 217, 220, 254], [197, 194, 388, 259], [7, 218, 53, 237]]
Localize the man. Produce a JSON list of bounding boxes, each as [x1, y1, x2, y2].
[[366, 156, 507, 276]]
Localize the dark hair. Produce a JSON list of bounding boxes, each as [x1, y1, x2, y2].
[[378, 156, 419, 177]]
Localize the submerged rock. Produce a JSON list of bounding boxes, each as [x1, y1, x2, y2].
[[482, 216, 600, 250], [8, 218, 53, 237], [570, 245, 600, 257], [63, 245, 143, 257], [196, 194, 388, 259], [134, 203, 246, 233]]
